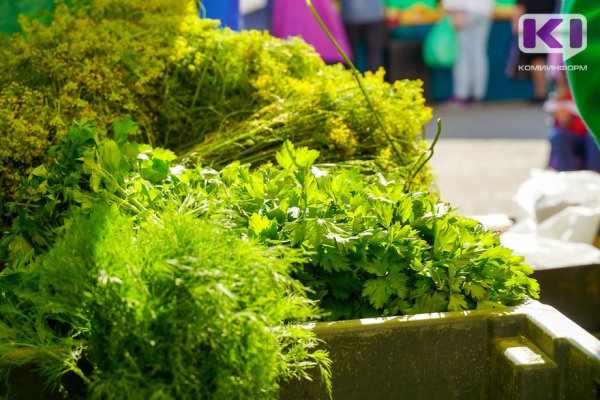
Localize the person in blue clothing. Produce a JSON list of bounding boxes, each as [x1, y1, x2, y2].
[[512, 0, 557, 102], [200, 0, 242, 30], [545, 72, 600, 172], [443, 0, 495, 105], [340, 0, 386, 72]]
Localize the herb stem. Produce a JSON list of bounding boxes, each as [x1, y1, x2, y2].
[[305, 0, 404, 165], [406, 118, 442, 191]]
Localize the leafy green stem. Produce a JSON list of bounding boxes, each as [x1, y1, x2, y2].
[[85, 159, 148, 215], [406, 118, 442, 192], [305, 0, 404, 164]]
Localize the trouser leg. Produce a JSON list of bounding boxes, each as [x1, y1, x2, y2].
[[363, 20, 386, 72], [549, 127, 583, 171], [584, 134, 600, 171]]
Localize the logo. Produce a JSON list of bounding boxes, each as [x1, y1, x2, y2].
[[518, 14, 587, 60]]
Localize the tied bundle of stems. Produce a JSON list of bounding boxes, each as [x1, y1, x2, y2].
[[304, 0, 442, 191]]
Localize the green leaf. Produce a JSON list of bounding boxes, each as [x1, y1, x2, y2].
[[152, 148, 177, 163], [221, 161, 241, 184], [141, 159, 170, 183], [8, 235, 33, 261], [275, 140, 320, 170], [90, 171, 102, 193], [433, 220, 457, 256], [113, 116, 139, 145], [351, 204, 365, 233], [243, 174, 266, 198], [387, 271, 409, 299], [100, 140, 122, 173], [31, 165, 47, 178], [358, 256, 389, 277], [362, 279, 392, 309], [373, 201, 393, 229], [481, 247, 512, 260], [67, 121, 97, 148], [410, 292, 448, 314], [287, 220, 306, 247], [513, 261, 533, 275], [325, 231, 352, 248], [395, 195, 413, 224], [303, 218, 329, 248], [248, 213, 276, 239], [464, 282, 487, 300], [408, 257, 423, 272], [448, 293, 468, 311], [320, 251, 352, 273], [427, 265, 448, 288]]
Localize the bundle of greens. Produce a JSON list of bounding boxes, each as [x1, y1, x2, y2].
[[0, 119, 538, 396], [208, 141, 539, 320], [0, 1, 541, 397], [0, 207, 331, 399], [2, 122, 539, 319], [0, 0, 431, 213], [0, 0, 189, 204]]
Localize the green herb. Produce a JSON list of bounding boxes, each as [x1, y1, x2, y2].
[[2, 122, 539, 320], [1, 117, 180, 264], [0, 206, 331, 399], [195, 141, 540, 319]]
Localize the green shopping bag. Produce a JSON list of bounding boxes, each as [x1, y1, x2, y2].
[[423, 16, 459, 69]]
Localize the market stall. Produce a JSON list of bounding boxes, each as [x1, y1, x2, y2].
[[384, 0, 534, 102]]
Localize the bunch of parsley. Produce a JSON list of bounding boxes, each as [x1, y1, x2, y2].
[[206, 141, 540, 320]]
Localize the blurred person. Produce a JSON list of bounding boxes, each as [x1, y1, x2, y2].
[[272, 0, 351, 64], [545, 73, 600, 172], [442, 0, 495, 106], [241, 0, 271, 30], [512, 0, 557, 103], [340, 0, 386, 72], [200, 0, 242, 30]]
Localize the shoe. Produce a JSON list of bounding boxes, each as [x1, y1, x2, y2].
[[529, 96, 547, 104]]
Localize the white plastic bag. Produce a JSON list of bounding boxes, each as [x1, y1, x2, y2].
[[513, 169, 600, 224], [536, 205, 600, 244], [503, 169, 600, 268]]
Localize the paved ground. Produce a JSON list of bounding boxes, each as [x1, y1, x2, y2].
[[424, 101, 551, 218]]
